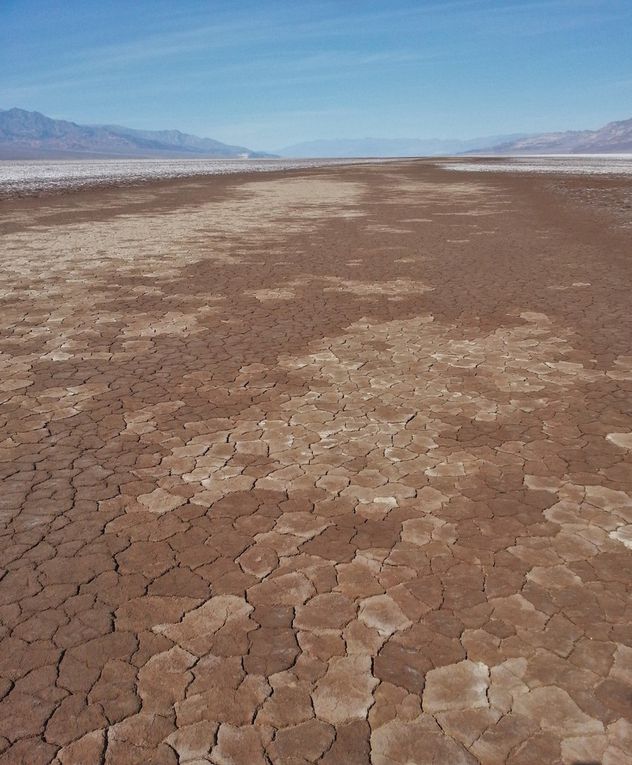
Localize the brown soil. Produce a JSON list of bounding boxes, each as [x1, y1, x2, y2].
[[1, 160, 631, 764]]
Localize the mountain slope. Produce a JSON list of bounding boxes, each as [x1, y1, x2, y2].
[[0, 108, 271, 159], [471, 118, 632, 155], [102, 124, 265, 157]]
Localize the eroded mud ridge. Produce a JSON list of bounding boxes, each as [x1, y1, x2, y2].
[[1, 162, 631, 764]]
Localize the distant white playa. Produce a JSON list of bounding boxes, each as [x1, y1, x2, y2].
[[442, 154, 632, 176], [0, 157, 381, 197]]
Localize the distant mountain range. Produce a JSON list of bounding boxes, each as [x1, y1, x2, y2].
[[0, 108, 272, 159], [276, 135, 529, 158], [1, 108, 631, 160], [278, 118, 632, 157], [467, 117, 632, 155]]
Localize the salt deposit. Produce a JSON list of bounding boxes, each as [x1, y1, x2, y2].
[[0, 157, 380, 197], [442, 154, 632, 176]]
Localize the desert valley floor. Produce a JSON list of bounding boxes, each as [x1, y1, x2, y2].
[[1, 161, 631, 764]]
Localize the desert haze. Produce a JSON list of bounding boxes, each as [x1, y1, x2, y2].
[[3, 107, 632, 159]]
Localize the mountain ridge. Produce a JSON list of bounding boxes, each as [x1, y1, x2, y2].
[[468, 117, 632, 155], [2, 108, 631, 160], [0, 108, 272, 159]]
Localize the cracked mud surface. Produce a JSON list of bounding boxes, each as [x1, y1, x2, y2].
[[1, 161, 631, 764]]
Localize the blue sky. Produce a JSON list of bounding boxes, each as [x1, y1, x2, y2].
[[2, 0, 631, 149]]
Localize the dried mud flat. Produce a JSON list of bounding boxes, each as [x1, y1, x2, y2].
[[1, 161, 631, 765]]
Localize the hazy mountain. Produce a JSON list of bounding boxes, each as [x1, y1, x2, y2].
[[469, 117, 632, 155], [101, 124, 270, 158], [4, 107, 630, 161], [276, 135, 528, 158], [0, 108, 272, 159], [278, 118, 632, 158]]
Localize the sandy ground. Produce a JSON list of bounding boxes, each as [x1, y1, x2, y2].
[[0, 161, 631, 765]]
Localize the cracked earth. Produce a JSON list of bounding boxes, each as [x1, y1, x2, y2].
[[1, 162, 631, 764]]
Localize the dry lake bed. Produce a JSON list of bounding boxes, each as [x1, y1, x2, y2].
[[1, 159, 631, 764]]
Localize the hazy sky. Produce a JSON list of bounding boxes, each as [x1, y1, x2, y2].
[[2, 0, 631, 149]]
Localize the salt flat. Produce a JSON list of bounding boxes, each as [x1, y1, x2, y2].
[[443, 154, 632, 176], [0, 157, 381, 197], [0, 160, 631, 764]]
